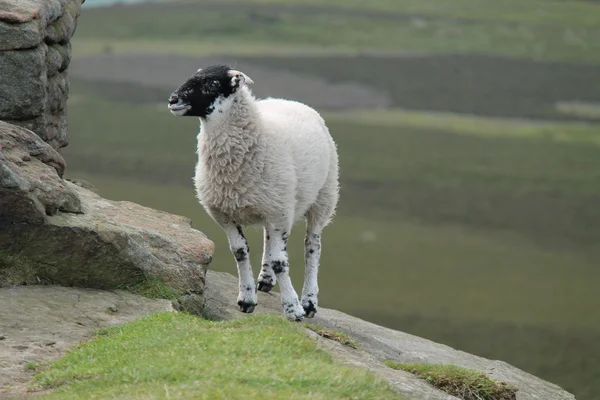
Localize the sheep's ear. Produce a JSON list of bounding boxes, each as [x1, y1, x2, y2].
[[228, 69, 254, 87]]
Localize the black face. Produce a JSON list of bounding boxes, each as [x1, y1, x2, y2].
[[168, 64, 237, 118]]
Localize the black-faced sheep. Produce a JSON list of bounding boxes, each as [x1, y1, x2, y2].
[[168, 65, 339, 321]]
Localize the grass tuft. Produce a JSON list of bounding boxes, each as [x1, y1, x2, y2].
[[31, 313, 400, 399], [24, 362, 39, 372], [304, 324, 360, 349], [385, 362, 517, 400], [118, 275, 179, 300]]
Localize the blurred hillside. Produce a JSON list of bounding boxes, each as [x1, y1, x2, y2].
[[66, 1, 600, 398]]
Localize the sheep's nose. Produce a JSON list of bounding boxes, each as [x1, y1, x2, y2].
[[169, 94, 179, 105]]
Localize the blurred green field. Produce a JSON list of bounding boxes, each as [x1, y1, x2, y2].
[[64, 1, 600, 398], [76, 0, 600, 63], [64, 90, 600, 255]]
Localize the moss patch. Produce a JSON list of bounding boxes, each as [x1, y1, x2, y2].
[[305, 324, 360, 349], [118, 275, 178, 300], [0, 251, 41, 286], [385, 362, 517, 400]]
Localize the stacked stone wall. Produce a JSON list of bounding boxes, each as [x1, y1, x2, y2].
[[0, 0, 85, 149]]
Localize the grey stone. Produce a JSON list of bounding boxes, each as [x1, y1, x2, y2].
[[0, 0, 78, 26], [0, 0, 46, 24], [44, 110, 69, 149], [0, 285, 173, 398], [0, 46, 47, 120], [0, 121, 80, 223], [46, 44, 68, 76], [1, 120, 213, 315], [45, 0, 81, 45], [5, 116, 46, 141], [0, 125, 213, 313], [0, 0, 83, 150], [0, 20, 42, 50], [47, 73, 67, 114], [203, 270, 576, 400], [65, 177, 98, 194], [59, 41, 71, 71], [0, 181, 213, 313]]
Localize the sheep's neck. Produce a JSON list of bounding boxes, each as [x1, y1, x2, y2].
[[197, 92, 263, 190]]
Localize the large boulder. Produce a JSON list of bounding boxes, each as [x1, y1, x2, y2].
[[0, 121, 213, 315], [0, 0, 85, 149]]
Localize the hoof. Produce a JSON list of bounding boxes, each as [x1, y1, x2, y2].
[[237, 300, 256, 313], [286, 312, 304, 322], [257, 281, 274, 293], [283, 301, 305, 322], [302, 299, 317, 318]]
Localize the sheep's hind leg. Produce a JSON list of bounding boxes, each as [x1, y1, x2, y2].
[[266, 226, 305, 321], [221, 222, 257, 313], [302, 178, 338, 318], [301, 223, 322, 318], [257, 227, 277, 292]]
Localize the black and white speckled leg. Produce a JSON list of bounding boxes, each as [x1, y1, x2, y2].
[[301, 224, 322, 318], [266, 225, 304, 321], [257, 227, 277, 292], [221, 222, 257, 313]]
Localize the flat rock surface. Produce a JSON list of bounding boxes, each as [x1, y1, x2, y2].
[[0, 285, 173, 399], [204, 270, 576, 400]]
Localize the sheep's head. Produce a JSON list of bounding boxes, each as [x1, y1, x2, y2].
[[168, 64, 253, 118]]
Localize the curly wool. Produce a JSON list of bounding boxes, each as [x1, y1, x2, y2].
[[194, 86, 338, 229]]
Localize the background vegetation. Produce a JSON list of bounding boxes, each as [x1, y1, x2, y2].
[[65, 1, 600, 398]]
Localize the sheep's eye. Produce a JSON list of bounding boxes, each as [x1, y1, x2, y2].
[[209, 80, 220, 88]]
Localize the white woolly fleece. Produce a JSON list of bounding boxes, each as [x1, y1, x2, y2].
[[194, 86, 339, 229]]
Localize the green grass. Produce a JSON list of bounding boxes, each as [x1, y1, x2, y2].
[[32, 313, 400, 399], [304, 325, 360, 349], [75, 0, 600, 64], [384, 362, 517, 400], [118, 275, 179, 300]]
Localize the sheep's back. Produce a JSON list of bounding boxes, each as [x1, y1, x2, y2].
[[257, 98, 337, 220]]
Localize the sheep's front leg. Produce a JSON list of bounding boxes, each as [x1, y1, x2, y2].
[[221, 222, 257, 313], [257, 227, 277, 292], [266, 227, 305, 321], [301, 226, 322, 318]]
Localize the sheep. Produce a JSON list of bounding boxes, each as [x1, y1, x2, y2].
[[167, 64, 339, 321]]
